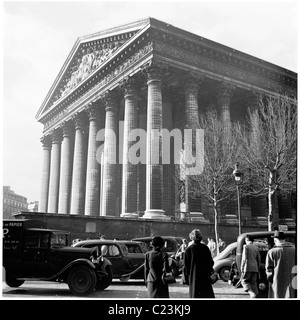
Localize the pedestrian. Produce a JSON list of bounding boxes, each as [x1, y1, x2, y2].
[[210, 238, 217, 258], [144, 236, 171, 298], [183, 229, 215, 298], [175, 238, 188, 260], [240, 234, 261, 298], [218, 238, 226, 253], [265, 231, 296, 298]]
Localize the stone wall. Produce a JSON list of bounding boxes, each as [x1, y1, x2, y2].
[[13, 212, 268, 245]]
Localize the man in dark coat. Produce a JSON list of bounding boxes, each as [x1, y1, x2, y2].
[[183, 229, 215, 298], [144, 236, 171, 298], [265, 231, 296, 298]]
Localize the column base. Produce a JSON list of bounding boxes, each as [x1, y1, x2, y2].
[[225, 214, 239, 224], [120, 212, 139, 219], [189, 212, 210, 223], [255, 216, 268, 226], [142, 209, 171, 220]]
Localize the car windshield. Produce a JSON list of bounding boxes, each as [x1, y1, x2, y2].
[[51, 232, 68, 246]]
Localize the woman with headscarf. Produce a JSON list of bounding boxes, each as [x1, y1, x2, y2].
[[144, 236, 171, 298], [183, 229, 215, 298]]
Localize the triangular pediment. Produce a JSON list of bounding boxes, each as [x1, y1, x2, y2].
[[36, 18, 151, 120]]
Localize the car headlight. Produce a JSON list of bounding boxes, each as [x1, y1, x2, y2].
[[258, 282, 267, 291]]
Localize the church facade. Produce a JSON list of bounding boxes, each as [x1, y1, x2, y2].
[[35, 18, 297, 226]]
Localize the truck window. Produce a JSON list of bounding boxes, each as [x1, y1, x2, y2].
[[24, 233, 42, 248]]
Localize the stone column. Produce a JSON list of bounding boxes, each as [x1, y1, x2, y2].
[[137, 101, 147, 216], [39, 135, 52, 213], [143, 67, 168, 219], [85, 103, 100, 216], [183, 78, 201, 214], [58, 121, 74, 214], [70, 112, 87, 215], [162, 91, 175, 217], [101, 92, 119, 217], [120, 78, 138, 218], [217, 82, 235, 135], [47, 128, 62, 213]]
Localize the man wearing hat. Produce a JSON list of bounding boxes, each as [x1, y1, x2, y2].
[[265, 231, 296, 298], [240, 234, 261, 298]]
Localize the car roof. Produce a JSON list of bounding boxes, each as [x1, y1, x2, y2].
[[132, 236, 181, 240], [74, 239, 143, 245], [237, 230, 296, 242], [26, 228, 70, 234]]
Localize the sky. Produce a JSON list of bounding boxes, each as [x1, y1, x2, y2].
[[1, 0, 298, 204]]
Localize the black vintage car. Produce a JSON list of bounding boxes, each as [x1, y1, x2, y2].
[[131, 236, 184, 276], [73, 239, 147, 282], [3, 219, 113, 296]]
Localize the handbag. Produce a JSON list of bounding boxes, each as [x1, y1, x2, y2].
[[210, 271, 219, 284], [162, 273, 176, 285]]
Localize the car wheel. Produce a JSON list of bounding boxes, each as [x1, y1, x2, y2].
[[67, 265, 97, 296], [218, 266, 231, 282], [96, 265, 113, 290], [5, 277, 25, 288]]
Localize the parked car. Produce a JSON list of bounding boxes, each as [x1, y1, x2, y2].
[[73, 239, 147, 282], [3, 219, 112, 296], [233, 230, 296, 297], [213, 242, 237, 281], [131, 236, 184, 276]]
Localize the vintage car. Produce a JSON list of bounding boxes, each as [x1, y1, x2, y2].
[[213, 242, 237, 281], [233, 230, 296, 297], [3, 219, 113, 296], [73, 239, 147, 282], [213, 241, 270, 282], [131, 236, 184, 276]]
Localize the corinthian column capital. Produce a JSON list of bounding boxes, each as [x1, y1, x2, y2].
[[60, 120, 74, 137], [40, 135, 52, 149], [50, 128, 63, 144], [71, 112, 87, 130], [85, 102, 99, 121], [217, 82, 236, 103], [101, 91, 120, 112]]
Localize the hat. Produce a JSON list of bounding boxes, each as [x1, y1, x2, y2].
[[272, 230, 285, 239], [151, 236, 165, 249]]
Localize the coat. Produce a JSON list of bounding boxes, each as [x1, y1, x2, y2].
[[144, 248, 170, 298], [241, 243, 261, 273], [183, 241, 215, 298], [265, 243, 296, 298]]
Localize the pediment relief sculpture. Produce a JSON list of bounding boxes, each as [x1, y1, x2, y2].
[[54, 40, 126, 102]]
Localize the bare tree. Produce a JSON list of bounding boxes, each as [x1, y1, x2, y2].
[[237, 94, 297, 231], [180, 109, 239, 254]]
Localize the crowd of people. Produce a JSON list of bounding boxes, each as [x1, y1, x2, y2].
[[144, 229, 296, 299]]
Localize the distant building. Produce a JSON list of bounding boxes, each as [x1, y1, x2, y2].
[[28, 201, 39, 212], [3, 186, 28, 219]]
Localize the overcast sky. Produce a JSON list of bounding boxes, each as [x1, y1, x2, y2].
[[1, 0, 298, 204]]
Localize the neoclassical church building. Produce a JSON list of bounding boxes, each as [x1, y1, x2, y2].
[[35, 18, 297, 227]]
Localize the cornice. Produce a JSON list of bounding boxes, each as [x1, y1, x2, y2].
[[151, 30, 296, 92]]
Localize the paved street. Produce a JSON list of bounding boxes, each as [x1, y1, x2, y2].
[[2, 278, 248, 300]]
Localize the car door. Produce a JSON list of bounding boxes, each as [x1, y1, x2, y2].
[[21, 231, 51, 278]]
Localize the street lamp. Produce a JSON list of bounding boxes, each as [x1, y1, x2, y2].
[[233, 163, 244, 235]]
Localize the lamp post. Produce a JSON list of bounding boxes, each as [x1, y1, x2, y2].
[[233, 163, 244, 235]]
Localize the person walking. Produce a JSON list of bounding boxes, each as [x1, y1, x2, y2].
[[144, 236, 171, 298], [240, 234, 261, 298], [183, 229, 215, 298], [265, 231, 296, 298]]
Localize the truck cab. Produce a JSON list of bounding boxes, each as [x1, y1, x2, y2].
[[3, 219, 113, 296]]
